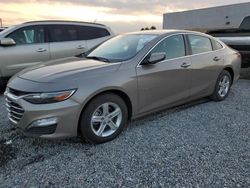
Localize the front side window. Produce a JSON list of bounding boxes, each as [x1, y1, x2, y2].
[[7, 26, 45, 45], [150, 34, 186, 60], [48, 25, 78, 42], [87, 34, 157, 62], [188, 35, 212, 55]]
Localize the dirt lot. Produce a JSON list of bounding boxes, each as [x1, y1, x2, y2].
[[0, 79, 249, 187], [241, 67, 250, 80]]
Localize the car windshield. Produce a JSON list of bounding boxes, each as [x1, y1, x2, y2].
[[86, 34, 158, 62]]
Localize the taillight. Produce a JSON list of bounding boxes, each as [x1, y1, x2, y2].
[[236, 52, 241, 58]]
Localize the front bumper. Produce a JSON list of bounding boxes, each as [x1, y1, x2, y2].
[[4, 90, 82, 139]]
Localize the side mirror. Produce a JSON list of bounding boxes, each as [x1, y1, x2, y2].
[[0, 38, 16, 46], [142, 52, 166, 65]]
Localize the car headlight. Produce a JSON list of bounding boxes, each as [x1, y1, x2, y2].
[[23, 89, 76, 104]]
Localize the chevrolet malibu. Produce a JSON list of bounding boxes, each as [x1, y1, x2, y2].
[[5, 30, 241, 144]]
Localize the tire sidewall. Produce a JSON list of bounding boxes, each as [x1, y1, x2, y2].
[[80, 93, 128, 144], [213, 70, 232, 101]]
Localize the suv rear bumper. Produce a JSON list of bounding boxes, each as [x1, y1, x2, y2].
[[238, 51, 250, 67]]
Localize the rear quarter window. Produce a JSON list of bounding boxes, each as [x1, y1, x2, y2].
[[212, 40, 223, 50], [77, 26, 110, 40]]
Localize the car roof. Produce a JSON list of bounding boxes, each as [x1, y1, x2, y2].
[[22, 20, 106, 27], [125, 29, 210, 36], [126, 29, 179, 35], [124, 29, 218, 41]]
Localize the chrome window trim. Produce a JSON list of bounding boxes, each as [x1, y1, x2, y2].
[[137, 32, 226, 68]]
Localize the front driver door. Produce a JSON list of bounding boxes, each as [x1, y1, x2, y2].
[[0, 25, 50, 77], [136, 34, 192, 114]]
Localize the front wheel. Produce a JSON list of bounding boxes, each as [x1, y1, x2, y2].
[[79, 93, 128, 144], [211, 70, 232, 101]]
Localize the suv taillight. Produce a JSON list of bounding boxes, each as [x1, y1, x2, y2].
[[236, 52, 241, 58]]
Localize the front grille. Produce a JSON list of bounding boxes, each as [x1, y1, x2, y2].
[[5, 94, 25, 124]]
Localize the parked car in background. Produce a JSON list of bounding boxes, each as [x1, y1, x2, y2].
[[207, 16, 250, 68], [208, 29, 250, 68], [0, 20, 114, 87], [5, 30, 241, 144], [0, 27, 6, 32]]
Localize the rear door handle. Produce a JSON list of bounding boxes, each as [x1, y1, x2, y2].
[[181, 62, 191, 68], [77, 45, 85, 49], [213, 57, 221, 61], [36, 48, 47, 52]]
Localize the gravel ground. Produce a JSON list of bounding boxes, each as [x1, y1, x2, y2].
[[0, 80, 250, 187], [241, 67, 250, 80]]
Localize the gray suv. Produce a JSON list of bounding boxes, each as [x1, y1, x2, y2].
[[0, 21, 114, 86]]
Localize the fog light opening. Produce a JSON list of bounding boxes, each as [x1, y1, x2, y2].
[[28, 117, 58, 128]]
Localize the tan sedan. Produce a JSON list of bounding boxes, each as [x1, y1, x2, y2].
[[5, 30, 241, 144]]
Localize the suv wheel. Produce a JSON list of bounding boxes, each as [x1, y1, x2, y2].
[[79, 93, 128, 144], [211, 70, 232, 101]]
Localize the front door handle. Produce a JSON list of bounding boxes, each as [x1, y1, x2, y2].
[[77, 45, 85, 50], [213, 57, 221, 61], [181, 62, 191, 68], [36, 48, 47, 52]]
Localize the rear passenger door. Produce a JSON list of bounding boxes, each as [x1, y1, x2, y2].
[[187, 34, 224, 97], [48, 24, 87, 59]]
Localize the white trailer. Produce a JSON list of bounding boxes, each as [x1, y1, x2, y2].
[[163, 2, 250, 67], [163, 2, 250, 31]]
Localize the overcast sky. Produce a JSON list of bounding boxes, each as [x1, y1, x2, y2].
[[0, 0, 249, 33]]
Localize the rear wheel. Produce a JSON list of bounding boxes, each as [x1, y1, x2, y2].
[[211, 70, 232, 101], [79, 93, 128, 144]]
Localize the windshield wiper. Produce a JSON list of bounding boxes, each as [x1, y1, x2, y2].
[[86, 56, 110, 62]]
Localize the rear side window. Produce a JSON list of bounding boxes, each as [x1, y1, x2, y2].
[[7, 26, 45, 45], [151, 34, 186, 60], [188, 35, 212, 55], [48, 25, 78, 42], [77, 26, 110, 40]]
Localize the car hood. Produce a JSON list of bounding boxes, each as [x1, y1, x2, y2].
[[17, 57, 121, 83]]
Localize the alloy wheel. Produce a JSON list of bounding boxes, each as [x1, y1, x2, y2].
[[90, 102, 122, 137], [218, 75, 230, 97]]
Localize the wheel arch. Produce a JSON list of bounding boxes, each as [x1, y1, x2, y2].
[[224, 66, 234, 84], [77, 88, 133, 135]]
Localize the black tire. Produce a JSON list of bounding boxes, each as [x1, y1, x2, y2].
[[0, 77, 4, 93], [79, 93, 128, 144], [211, 70, 232, 101]]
